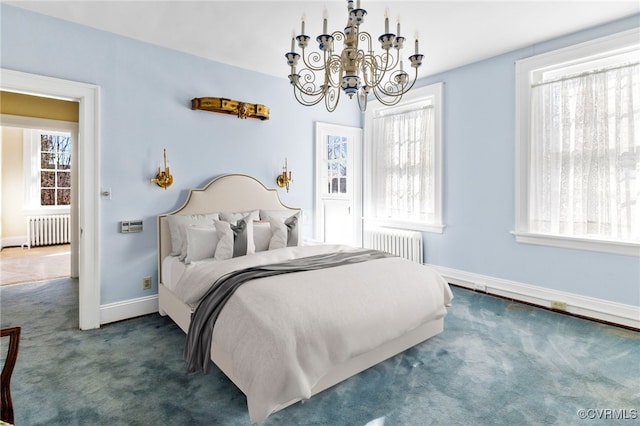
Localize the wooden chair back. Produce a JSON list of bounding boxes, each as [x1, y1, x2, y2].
[[1, 327, 21, 424]]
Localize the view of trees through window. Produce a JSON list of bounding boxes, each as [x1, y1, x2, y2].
[[327, 135, 348, 194], [40, 133, 71, 206]]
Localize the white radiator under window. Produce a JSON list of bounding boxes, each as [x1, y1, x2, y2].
[[363, 226, 424, 264], [25, 214, 71, 248]]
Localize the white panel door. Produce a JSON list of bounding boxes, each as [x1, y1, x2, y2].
[[315, 122, 362, 246]]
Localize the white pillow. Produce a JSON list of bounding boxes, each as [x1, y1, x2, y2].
[[167, 213, 219, 256], [253, 221, 272, 252], [268, 217, 288, 250], [260, 210, 301, 246], [184, 225, 219, 264], [214, 221, 234, 261], [219, 210, 259, 223]]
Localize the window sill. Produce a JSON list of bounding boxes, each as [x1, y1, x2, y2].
[[23, 206, 71, 216], [512, 231, 639, 257], [364, 219, 445, 234]]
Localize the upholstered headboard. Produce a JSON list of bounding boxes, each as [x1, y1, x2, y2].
[[157, 174, 300, 279]]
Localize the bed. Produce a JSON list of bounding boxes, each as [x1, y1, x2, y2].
[[157, 174, 453, 423]]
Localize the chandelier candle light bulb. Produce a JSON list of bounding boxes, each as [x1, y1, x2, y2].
[[323, 9, 328, 34], [285, 0, 423, 111], [384, 9, 389, 33]]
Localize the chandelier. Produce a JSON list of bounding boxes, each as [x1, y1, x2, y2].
[[285, 0, 423, 112]]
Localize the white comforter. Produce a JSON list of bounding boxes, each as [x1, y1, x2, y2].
[[174, 245, 453, 423]]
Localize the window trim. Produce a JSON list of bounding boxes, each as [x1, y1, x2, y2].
[[364, 82, 445, 233], [514, 28, 640, 256]]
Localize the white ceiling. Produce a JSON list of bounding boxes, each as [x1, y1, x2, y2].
[[6, 1, 640, 79]]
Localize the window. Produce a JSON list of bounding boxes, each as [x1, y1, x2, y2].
[[326, 134, 348, 194], [364, 83, 444, 232], [23, 129, 73, 212], [39, 132, 71, 206], [515, 29, 639, 256]]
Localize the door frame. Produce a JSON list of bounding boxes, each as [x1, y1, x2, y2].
[[1, 68, 101, 330], [314, 122, 363, 246]]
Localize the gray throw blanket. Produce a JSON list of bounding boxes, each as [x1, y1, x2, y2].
[[184, 248, 392, 373]]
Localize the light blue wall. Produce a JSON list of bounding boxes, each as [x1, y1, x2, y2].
[[2, 5, 638, 309], [416, 14, 640, 306], [1, 5, 360, 304]]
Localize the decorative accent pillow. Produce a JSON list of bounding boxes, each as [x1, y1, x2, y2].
[[213, 220, 234, 260], [268, 217, 288, 250], [219, 210, 260, 224], [167, 213, 219, 256], [260, 210, 301, 246], [253, 221, 272, 252], [183, 225, 219, 264], [213, 216, 255, 260]]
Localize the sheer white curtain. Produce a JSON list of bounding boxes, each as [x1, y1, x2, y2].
[[370, 106, 434, 223], [529, 63, 639, 241]]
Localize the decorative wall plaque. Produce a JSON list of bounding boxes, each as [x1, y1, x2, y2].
[[191, 97, 269, 120]]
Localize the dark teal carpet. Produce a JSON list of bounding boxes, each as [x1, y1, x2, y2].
[[1, 278, 638, 425]]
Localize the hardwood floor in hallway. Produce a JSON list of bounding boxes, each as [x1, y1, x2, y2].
[[0, 244, 70, 285]]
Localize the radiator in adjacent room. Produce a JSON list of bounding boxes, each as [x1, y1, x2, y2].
[[25, 214, 71, 248], [363, 226, 424, 264]]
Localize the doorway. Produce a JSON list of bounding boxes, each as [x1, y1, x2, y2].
[[1, 68, 101, 330], [1, 121, 77, 285], [314, 122, 362, 246]]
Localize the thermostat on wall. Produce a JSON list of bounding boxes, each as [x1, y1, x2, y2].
[[120, 220, 143, 233]]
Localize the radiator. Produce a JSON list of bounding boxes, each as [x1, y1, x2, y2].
[[363, 226, 424, 264], [25, 214, 71, 248]]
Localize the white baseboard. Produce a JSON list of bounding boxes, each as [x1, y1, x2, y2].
[[1, 236, 27, 249], [97, 267, 639, 330], [100, 295, 158, 325], [430, 264, 640, 330]]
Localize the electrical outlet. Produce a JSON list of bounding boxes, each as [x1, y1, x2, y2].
[[143, 276, 152, 290], [550, 300, 567, 311]]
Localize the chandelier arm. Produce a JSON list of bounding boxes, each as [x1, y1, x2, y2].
[[373, 66, 419, 98], [361, 53, 382, 87], [358, 31, 373, 53], [324, 86, 340, 112], [370, 85, 405, 107], [372, 51, 400, 84], [292, 68, 328, 97], [293, 85, 327, 107], [324, 54, 344, 89], [300, 50, 331, 72]]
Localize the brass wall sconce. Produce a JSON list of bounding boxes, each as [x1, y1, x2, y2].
[[150, 148, 174, 189], [276, 158, 293, 192]]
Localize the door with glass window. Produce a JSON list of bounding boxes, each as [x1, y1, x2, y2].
[[315, 122, 362, 246]]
